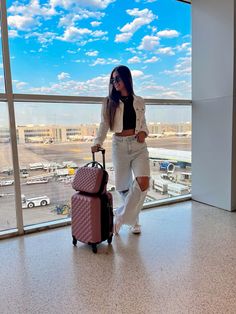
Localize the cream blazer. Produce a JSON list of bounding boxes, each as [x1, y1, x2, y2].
[[94, 95, 149, 146]]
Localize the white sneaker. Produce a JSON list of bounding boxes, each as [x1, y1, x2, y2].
[[130, 224, 141, 234]]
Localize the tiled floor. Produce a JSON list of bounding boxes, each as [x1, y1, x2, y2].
[[1, 200, 236, 314]]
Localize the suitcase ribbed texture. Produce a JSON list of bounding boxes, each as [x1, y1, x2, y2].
[[72, 166, 106, 194], [72, 193, 101, 243]]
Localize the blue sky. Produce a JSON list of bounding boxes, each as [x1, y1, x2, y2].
[[0, 0, 191, 100]]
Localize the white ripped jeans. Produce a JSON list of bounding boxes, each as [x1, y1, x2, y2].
[[112, 134, 150, 226]]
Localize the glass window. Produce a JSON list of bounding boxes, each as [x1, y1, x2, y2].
[[8, 0, 191, 98], [14, 102, 118, 226], [0, 102, 16, 231], [146, 105, 192, 202], [14, 101, 191, 228]]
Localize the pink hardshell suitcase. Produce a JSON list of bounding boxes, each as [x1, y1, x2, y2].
[[71, 149, 113, 253]]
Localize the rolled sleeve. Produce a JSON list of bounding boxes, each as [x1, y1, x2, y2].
[[141, 111, 149, 136], [94, 99, 110, 146], [138, 99, 149, 136]]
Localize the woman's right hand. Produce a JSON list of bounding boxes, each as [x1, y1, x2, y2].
[[91, 144, 101, 153]]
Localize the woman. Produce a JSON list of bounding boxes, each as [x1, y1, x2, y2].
[[91, 65, 150, 235]]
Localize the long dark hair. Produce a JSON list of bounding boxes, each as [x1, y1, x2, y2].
[[106, 65, 134, 129]]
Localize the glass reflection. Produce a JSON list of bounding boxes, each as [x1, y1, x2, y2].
[[14, 102, 191, 227]]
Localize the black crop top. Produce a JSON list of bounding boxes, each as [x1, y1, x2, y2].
[[120, 95, 136, 130]]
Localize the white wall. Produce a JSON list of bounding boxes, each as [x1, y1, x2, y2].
[[192, 0, 236, 210]]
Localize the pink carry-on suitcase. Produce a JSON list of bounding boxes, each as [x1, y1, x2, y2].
[[71, 149, 113, 253]]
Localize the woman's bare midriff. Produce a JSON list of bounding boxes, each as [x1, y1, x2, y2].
[[115, 129, 135, 137]]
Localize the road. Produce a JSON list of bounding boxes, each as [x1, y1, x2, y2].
[[0, 136, 191, 169]]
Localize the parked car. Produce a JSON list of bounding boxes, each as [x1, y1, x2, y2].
[[21, 194, 50, 208], [21, 170, 29, 178], [26, 177, 49, 185], [0, 180, 14, 186]]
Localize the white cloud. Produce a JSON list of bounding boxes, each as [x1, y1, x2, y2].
[[58, 72, 71, 80], [163, 57, 191, 76], [67, 50, 77, 54], [8, 30, 19, 38], [160, 91, 182, 98], [121, 8, 155, 32], [91, 21, 102, 27], [86, 50, 99, 56], [8, 0, 56, 33], [15, 82, 28, 89], [90, 58, 120, 66], [58, 10, 105, 28], [12, 71, 188, 99], [175, 43, 191, 57], [131, 70, 144, 78], [186, 47, 192, 56], [138, 35, 160, 50], [149, 26, 157, 33], [74, 59, 87, 63], [126, 47, 137, 54], [28, 74, 110, 96], [8, 15, 40, 31], [171, 80, 190, 89], [144, 56, 159, 63], [144, 85, 166, 91], [91, 30, 107, 37], [157, 47, 175, 55], [79, 36, 108, 46], [50, 0, 115, 10], [25, 32, 57, 46], [115, 32, 133, 43], [176, 42, 191, 52], [135, 0, 157, 2], [141, 83, 182, 99], [115, 8, 157, 43], [57, 26, 107, 42], [58, 26, 91, 41], [170, 80, 191, 95], [127, 56, 141, 64], [157, 30, 179, 38], [8, 0, 56, 17]]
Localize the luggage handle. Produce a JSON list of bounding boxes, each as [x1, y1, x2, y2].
[[85, 161, 104, 169], [92, 148, 106, 169]]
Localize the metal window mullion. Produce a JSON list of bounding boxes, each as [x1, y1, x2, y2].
[[12, 93, 191, 105], [0, 0, 23, 234]]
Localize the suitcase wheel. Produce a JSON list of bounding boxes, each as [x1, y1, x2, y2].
[[91, 243, 97, 254], [107, 235, 113, 244], [72, 236, 77, 246]]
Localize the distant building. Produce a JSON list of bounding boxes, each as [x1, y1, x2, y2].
[[0, 122, 192, 144], [0, 128, 10, 143], [15, 124, 99, 144]]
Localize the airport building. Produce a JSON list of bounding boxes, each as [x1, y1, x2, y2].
[[0, 122, 191, 144]]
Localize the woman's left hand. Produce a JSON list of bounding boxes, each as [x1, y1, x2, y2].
[[136, 131, 147, 143]]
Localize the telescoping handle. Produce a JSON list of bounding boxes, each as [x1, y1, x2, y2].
[[92, 148, 106, 169]]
